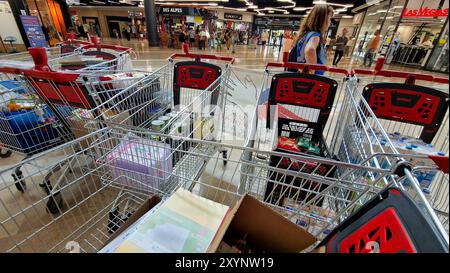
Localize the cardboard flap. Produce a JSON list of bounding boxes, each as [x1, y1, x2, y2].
[[230, 195, 317, 252], [207, 195, 245, 252], [102, 195, 161, 247]]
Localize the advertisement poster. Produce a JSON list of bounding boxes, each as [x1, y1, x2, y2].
[[19, 15, 48, 47]]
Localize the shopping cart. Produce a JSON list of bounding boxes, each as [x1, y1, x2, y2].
[[237, 57, 449, 250], [350, 58, 449, 234], [81, 44, 240, 166], [0, 43, 134, 193], [0, 121, 447, 253]]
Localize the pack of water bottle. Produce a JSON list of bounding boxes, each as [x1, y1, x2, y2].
[[342, 127, 444, 191], [384, 132, 445, 190]]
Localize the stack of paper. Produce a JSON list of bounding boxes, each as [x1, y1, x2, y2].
[[101, 188, 230, 253]]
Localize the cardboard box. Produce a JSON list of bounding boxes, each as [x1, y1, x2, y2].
[[208, 194, 318, 253], [101, 195, 161, 250]]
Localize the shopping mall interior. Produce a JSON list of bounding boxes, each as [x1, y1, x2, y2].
[[0, 0, 449, 255]]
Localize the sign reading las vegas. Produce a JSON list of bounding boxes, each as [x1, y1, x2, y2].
[[402, 7, 449, 17]]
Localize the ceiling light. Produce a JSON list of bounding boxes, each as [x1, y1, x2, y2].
[[313, 0, 327, 4], [248, 5, 257, 9], [342, 15, 353, 18], [335, 8, 347, 12], [237, 8, 246, 11], [268, 10, 274, 13], [284, 11, 290, 14]]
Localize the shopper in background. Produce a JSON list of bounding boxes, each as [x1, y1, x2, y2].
[[199, 28, 207, 50], [225, 29, 232, 51], [333, 28, 348, 66], [77, 21, 87, 40], [231, 30, 239, 54], [282, 31, 294, 54], [261, 30, 268, 46], [95, 23, 101, 38], [139, 24, 145, 40], [113, 28, 119, 39], [363, 29, 381, 67], [288, 4, 334, 75], [131, 24, 137, 39], [189, 28, 195, 47], [125, 24, 131, 41], [179, 26, 187, 48]]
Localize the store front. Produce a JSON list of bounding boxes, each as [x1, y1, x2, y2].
[[159, 7, 215, 33], [26, 0, 71, 45], [254, 18, 300, 46], [352, 0, 449, 73], [216, 11, 253, 44]]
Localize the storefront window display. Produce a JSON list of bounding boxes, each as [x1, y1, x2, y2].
[[387, 0, 449, 70], [352, 0, 394, 61], [352, 0, 448, 73]]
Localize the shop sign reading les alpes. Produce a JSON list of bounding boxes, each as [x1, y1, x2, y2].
[[402, 7, 449, 17]]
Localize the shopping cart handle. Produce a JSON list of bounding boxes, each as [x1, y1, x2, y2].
[[81, 44, 132, 53], [266, 61, 352, 76], [428, 155, 449, 174], [169, 44, 235, 64], [61, 39, 92, 46], [354, 58, 449, 84]]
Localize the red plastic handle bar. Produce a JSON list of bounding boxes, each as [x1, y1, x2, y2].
[[428, 155, 449, 174], [266, 61, 352, 76], [265, 51, 352, 76], [81, 44, 132, 53], [29, 47, 51, 71], [61, 39, 92, 46], [354, 58, 449, 84], [169, 44, 235, 64]]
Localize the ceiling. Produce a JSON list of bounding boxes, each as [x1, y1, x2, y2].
[[72, 0, 366, 17]]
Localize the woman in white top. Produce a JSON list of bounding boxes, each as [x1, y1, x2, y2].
[[261, 30, 268, 46], [199, 28, 207, 50]]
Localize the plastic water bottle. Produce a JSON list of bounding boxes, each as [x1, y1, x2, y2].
[[422, 188, 433, 205]]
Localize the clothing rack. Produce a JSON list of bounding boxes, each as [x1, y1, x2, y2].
[[392, 43, 430, 66]]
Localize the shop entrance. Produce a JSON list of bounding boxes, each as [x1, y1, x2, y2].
[[106, 16, 131, 38]]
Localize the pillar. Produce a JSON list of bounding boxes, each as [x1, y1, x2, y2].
[[144, 0, 159, 47]]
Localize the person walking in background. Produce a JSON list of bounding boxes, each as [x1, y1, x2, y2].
[[113, 28, 119, 39], [77, 21, 87, 40], [261, 30, 268, 46], [333, 28, 348, 66], [131, 24, 137, 39], [225, 29, 232, 51], [189, 28, 195, 47], [199, 28, 207, 50], [282, 31, 294, 55], [125, 24, 131, 41], [179, 26, 187, 48], [363, 29, 381, 67], [231, 30, 238, 54], [95, 23, 101, 37], [288, 4, 334, 75]]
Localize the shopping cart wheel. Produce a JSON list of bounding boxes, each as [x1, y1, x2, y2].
[[46, 192, 63, 215], [12, 169, 26, 192], [0, 147, 12, 158]]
